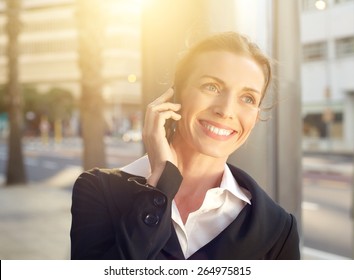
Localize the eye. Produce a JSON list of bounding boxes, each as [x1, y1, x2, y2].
[[240, 95, 256, 105], [201, 83, 220, 94]]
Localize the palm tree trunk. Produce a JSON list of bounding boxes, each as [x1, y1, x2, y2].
[[5, 0, 27, 185], [76, 0, 106, 170]]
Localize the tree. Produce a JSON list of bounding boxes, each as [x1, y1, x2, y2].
[[5, 0, 27, 185], [22, 87, 76, 138], [0, 86, 7, 113], [43, 88, 76, 143], [44, 88, 75, 125], [76, 0, 106, 170]]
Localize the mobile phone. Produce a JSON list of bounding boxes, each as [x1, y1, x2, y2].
[[165, 85, 179, 142]]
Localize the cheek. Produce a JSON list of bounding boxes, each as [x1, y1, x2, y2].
[[177, 102, 203, 139], [179, 108, 196, 133], [180, 91, 203, 118], [242, 112, 259, 130]]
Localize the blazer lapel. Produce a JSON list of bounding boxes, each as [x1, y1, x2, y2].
[[159, 224, 185, 260], [187, 204, 255, 259]]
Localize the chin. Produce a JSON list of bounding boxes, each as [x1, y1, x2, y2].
[[197, 143, 233, 159]]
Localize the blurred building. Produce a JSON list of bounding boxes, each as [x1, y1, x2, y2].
[[0, 0, 142, 136], [301, 0, 354, 153]]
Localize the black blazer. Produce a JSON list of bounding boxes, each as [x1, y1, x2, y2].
[[70, 162, 300, 260]]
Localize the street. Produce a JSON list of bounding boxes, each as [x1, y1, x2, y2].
[[0, 137, 353, 259], [0, 137, 143, 184], [302, 154, 353, 259]]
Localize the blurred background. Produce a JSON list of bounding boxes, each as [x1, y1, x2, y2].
[[0, 0, 353, 260]]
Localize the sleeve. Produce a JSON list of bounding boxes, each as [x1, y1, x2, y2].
[[70, 162, 183, 260], [274, 214, 301, 260], [70, 168, 119, 259]]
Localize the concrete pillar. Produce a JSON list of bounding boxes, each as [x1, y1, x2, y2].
[[272, 0, 302, 220], [344, 92, 354, 150]]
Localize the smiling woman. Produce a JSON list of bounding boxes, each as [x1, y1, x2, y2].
[[70, 32, 300, 260], [171, 51, 264, 161]]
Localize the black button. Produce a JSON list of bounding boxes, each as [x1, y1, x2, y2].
[[153, 195, 166, 207], [143, 213, 160, 226]]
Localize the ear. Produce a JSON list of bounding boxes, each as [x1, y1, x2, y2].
[[256, 108, 261, 123]]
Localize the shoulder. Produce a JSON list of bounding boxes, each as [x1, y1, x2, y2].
[[72, 161, 182, 201], [72, 167, 151, 216], [226, 164, 267, 200], [73, 167, 124, 191], [227, 163, 294, 226], [73, 167, 146, 195], [227, 164, 300, 258]]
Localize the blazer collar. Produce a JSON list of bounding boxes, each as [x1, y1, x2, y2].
[[160, 224, 185, 259]]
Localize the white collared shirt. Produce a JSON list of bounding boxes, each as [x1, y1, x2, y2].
[[121, 155, 252, 258]]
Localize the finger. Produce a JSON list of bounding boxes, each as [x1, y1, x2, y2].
[[149, 88, 174, 106], [145, 104, 179, 126], [156, 111, 181, 125], [143, 110, 181, 135], [145, 111, 181, 133], [159, 111, 182, 121], [148, 102, 181, 113]]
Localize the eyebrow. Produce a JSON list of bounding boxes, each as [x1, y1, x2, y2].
[[242, 87, 261, 95], [200, 75, 226, 86], [200, 75, 261, 95]]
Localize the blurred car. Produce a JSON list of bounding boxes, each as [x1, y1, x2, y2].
[[122, 129, 142, 142]]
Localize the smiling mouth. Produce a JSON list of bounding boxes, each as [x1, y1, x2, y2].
[[201, 121, 235, 136]]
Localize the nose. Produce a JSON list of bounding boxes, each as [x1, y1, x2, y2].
[[213, 94, 235, 119]]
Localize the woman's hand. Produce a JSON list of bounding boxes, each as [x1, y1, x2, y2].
[[143, 88, 181, 186]]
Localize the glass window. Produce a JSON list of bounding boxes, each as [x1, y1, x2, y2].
[[302, 0, 327, 11], [335, 0, 354, 4], [336, 36, 354, 57], [22, 18, 75, 34], [303, 112, 343, 138], [303, 41, 327, 61], [20, 39, 77, 55]]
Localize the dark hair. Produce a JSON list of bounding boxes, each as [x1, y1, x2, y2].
[[173, 31, 272, 105]]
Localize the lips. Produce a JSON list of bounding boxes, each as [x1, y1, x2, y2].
[[199, 120, 236, 138]]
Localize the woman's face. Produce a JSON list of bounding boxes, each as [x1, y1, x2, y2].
[[174, 51, 265, 159]]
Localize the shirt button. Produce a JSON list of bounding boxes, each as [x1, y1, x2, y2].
[[153, 195, 166, 207], [143, 213, 160, 226]]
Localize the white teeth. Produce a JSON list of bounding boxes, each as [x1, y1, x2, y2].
[[204, 123, 233, 136]]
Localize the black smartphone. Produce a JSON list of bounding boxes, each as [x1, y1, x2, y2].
[[165, 85, 179, 143]]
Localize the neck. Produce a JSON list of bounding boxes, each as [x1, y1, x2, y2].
[[170, 135, 228, 223], [171, 136, 227, 191]]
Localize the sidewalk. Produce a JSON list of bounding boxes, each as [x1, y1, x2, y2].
[[0, 166, 82, 260]]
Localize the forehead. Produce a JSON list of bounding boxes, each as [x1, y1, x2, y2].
[[188, 51, 265, 89]]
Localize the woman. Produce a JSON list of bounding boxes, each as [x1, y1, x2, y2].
[[70, 32, 300, 260]]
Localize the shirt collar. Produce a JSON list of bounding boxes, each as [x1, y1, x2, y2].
[[120, 154, 151, 178], [221, 164, 251, 204], [120, 155, 251, 204]]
